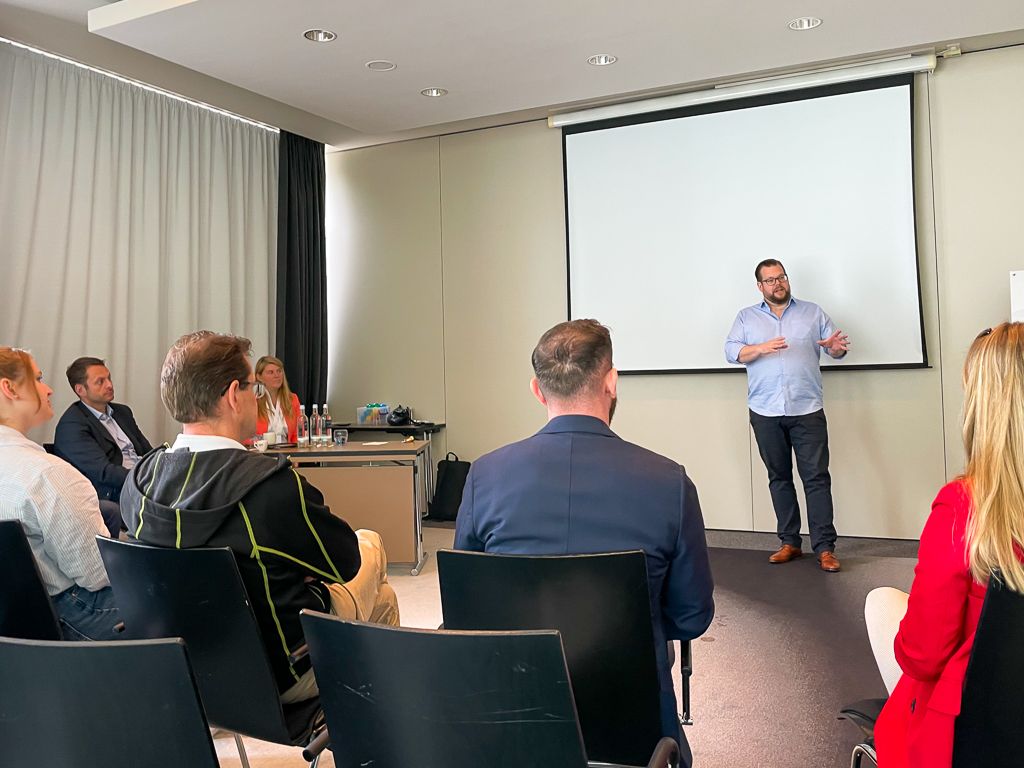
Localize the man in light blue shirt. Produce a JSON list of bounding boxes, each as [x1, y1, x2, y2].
[[725, 259, 849, 572]]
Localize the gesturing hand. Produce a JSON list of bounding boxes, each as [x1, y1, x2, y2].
[[818, 330, 850, 356], [760, 337, 788, 354]]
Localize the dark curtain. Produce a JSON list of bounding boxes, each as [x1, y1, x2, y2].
[[275, 131, 327, 407]]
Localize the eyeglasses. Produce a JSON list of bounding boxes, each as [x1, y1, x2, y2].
[[220, 380, 267, 398], [759, 274, 789, 286]]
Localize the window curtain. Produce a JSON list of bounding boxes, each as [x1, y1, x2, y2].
[[0, 41, 279, 442], [275, 131, 327, 408]]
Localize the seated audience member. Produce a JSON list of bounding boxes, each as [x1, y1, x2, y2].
[[454, 319, 715, 766], [254, 355, 300, 443], [121, 331, 398, 703], [53, 356, 153, 535], [875, 322, 1024, 768], [0, 347, 123, 640]]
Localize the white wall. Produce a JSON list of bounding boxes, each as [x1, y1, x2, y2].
[[326, 45, 1024, 539]]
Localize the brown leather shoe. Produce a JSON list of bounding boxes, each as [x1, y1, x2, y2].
[[817, 551, 841, 572], [768, 544, 803, 564]]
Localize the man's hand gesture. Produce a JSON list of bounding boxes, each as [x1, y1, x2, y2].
[[818, 330, 850, 357], [759, 337, 788, 355]]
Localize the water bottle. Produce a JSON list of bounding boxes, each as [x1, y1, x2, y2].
[[311, 404, 322, 447], [322, 403, 332, 437], [297, 404, 309, 447]]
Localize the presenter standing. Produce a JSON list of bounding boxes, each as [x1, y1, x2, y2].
[[725, 260, 850, 572]]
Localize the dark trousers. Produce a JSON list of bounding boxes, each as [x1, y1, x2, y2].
[[749, 409, 837, 554]]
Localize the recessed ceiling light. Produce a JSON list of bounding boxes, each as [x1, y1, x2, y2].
[[420, 87, 448, 98], [366, 60, 397, 72], [587, 54, 618, 66], [787, 17, 822, 31], [303, 29, 337, 43]]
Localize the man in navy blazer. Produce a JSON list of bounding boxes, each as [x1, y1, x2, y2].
[[454, 319, 714, 766], [54, 357, 153, 528]]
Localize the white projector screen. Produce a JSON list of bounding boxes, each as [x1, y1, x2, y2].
[[564, 76, 926, 373]]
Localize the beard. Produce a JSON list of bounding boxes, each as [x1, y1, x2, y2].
[[608, 395, 617, 424], [766, 286, 791, 305]]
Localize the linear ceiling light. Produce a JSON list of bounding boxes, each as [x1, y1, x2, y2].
[[548, 53, 936, 128]]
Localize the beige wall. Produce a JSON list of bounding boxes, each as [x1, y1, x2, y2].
[[325, 45, 1024, 538]]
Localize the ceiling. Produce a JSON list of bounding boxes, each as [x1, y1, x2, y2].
[[4, 0, 1024, 148]]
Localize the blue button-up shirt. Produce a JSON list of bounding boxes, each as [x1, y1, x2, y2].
[[724, 297, 838, 417], [85, 403, 141, 469]]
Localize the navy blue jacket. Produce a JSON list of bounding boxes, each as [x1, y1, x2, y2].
[[54, 401, 153, 502], [454, 414, 715, 740]]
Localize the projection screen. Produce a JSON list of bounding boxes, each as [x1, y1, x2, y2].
[[563, 75, 926, 373]]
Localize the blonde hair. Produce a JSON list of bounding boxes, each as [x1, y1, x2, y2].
[[254, 355, 294, 422], [962, 322, 1024, 591], [0, 347, 41, 424]]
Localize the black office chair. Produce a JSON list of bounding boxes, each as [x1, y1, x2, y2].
[[0, 519, 62, 640], [0, 636, 219, 768], [838, 698, 885, 768], [96, 537, 325, 768], [437, 549, 681, 767], [299, 611, 680, 768]]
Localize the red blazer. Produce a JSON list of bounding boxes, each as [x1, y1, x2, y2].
[[875, 480, 987, 768], [255, 393, 300, 443]]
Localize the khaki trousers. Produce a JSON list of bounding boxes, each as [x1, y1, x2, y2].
[[280, 529, 400, 703]]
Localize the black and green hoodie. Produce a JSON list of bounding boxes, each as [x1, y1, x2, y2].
[[120, 446, 361, 692]]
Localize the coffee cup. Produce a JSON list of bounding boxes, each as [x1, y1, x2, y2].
[[253, 438, 268, 453]]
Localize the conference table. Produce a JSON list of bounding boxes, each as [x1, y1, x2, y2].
[[269, 440, 430, 575]]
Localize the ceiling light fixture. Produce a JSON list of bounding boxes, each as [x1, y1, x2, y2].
[[587, 54, 618, 66], [787, 17, 822, 31], [420, 87, 448, 97], [303, 29, 337, 43], [366, 60, 397, 72]]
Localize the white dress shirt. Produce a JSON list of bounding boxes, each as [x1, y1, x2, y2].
[[84, 402, 140, 469], [0, 425, 110, 595]]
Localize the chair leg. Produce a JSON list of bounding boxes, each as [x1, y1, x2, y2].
[[308, 753, 321, 768], [233, 733, 252, 768]]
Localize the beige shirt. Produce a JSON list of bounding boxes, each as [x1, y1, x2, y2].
[[0, 424, 110, 594]]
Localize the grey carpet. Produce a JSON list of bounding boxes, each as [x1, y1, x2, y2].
[[685, 545, 916, 768]]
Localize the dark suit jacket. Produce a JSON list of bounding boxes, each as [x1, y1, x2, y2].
[[454, 414, 715, 740], [54, 401, 153, 502]]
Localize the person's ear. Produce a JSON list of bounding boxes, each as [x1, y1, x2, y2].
[[530, 377, 547, 406], [225, 380, 242, 414], [605, 367, 618, 399], [0, 378, 19, 401], [73, 383, 86, 399]]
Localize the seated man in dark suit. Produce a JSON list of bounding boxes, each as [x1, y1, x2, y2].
[[454, 319, 715, 767], [53, 357, 153, 536]]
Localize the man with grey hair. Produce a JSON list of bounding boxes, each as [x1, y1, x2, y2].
[[455, 319, 714, 766], [121, 330, 399, 703]]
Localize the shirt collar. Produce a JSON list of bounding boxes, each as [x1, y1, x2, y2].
[[758, 295, 798, 314], [169, 433, 248, 453], [538, 414, 618, 438], [83, 401, 113, 420]]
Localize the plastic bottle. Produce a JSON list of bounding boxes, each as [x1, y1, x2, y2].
[[311, 404, 322, 447], [297, 404, 309, 447]]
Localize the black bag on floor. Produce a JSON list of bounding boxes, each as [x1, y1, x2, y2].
[[428, 452, 470, 521]]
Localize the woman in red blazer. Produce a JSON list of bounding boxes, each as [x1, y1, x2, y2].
[[876, 322, 1024, 768], [254, 355, 300, 443]]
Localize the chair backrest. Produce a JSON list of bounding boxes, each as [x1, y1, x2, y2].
[[300, 611, 589, 768], [953, 574, 1024, 767], [437, 549, 663, 766], [96, 536, 294, 743], [0, 636, 219, 768], [0, 520, 61, 640]]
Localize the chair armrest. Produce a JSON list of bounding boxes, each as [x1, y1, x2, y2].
[[301, 727, 330, 761], [838, 697, 887, 740], [287, 644, 309, 665]]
